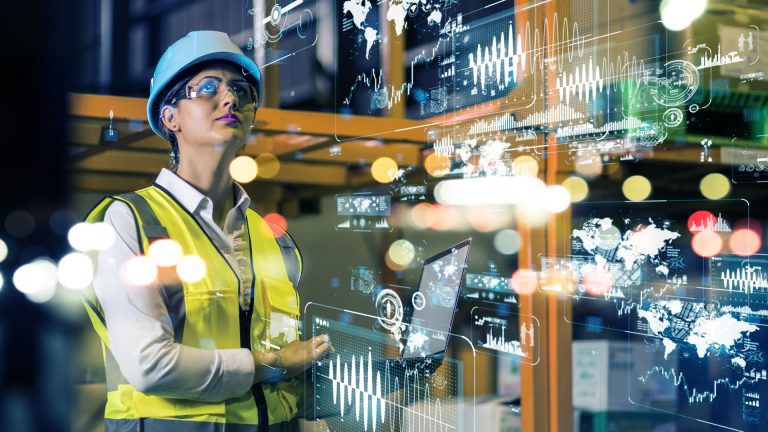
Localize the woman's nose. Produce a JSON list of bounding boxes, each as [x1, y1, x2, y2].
[[221, 87, 238, 110]]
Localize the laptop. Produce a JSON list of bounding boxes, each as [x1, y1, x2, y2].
[[399, 237, 472, 360]]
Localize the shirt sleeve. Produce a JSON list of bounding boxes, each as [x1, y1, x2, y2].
[[93, 200, 257, 401]]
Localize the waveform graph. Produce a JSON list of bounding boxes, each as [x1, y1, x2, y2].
[[709, 256, 768, 295], [306, 306, 476, 432], [556, 57, 604, 104], [470, 306, 540, 365], [452, 3, 592, 110]]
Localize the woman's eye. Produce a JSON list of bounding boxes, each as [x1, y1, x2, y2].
[[199, 80, 218, 95]]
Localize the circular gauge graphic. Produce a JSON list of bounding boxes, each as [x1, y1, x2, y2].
[[263, 2, 288, 43], [651, 60, 699, 107], [663, 108, 684, 127], [375, 289, 403, 330], [412, 291, 426, 311], [296, 9, 314, 38]]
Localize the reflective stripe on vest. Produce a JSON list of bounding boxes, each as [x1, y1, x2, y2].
[[83, 185, 304, 429]]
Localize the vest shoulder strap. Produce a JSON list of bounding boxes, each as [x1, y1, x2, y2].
[[117, 191, 170, 242]]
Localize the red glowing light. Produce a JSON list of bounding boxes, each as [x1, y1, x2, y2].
[[263, 213, 288, 237], [581, 265, 614, 296], [687, 210, 717, 233]]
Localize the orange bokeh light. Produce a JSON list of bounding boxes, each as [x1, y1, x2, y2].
[[729, 228, 761, 257], [263, 213, 288, 237], [511, 269, 539, 295], [691, 231, 723, 258]]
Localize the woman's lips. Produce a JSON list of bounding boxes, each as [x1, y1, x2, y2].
[[216, 114, 241, 125]]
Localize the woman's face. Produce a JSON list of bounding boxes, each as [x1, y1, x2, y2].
[[165, 63, 256, 154]]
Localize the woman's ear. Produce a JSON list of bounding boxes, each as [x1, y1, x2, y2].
[[160, 106, 180, 132]]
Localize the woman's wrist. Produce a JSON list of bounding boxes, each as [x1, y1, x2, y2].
[[252, 351, 278, 368]]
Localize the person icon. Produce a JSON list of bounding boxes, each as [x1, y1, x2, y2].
[[739, 33, 746, 52], [747, 32, 754, 51]]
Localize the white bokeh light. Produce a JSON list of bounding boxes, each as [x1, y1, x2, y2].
[[435, 176, 546, 206], [544, 185, 571, 213], [660, 0, 707, 31], [120, 256, 158, 286], [68, 222, 95, 251], [177, 255, 207, 283], [92, 222, 117, 251], [0, 238, 8, 264], [494, 229, 521, 255], [58, 252, 94, 290], [13, 259, 58, 302], [148, 239, 184, 267]]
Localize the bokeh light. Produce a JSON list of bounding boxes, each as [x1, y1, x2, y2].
[[0, 238, 7, 264], [385, 251, 409, 272], [544, 185, 571, 213], [148, 239, 184, 267], [388, 240, 416, 266], [729, 229, 761, 257], [733, 218, 762, 237], [13, 259, 58, 302], [430, 205, 461, 231], [581, 265, 614, 296], [4, 210, 35, 238], [371, 157, 399, 183], [49, 209, 79, 235], [264, 213, 288, 237], [120, 256, 158, 286], [512, 155, 539, 177], [511, 269, 539, 295], [92, 222, 117, 251], [424, 153, 451, 178], [229, 155, 258, 183], [691, 231, 723, 257], [256, 153, 281, 179], [465, 206, 510, 232], [699, 173, 730, 200], [410, 203, 436, 229], [176, 255, 207, 283], [573, 154, 603, 178], [622, 175, 652, 201], [687, 210, 717, 233], [561, 176, 589, 202], [58, 252, 94, 290], [595, 224, 622, 250], [494, 229, 521, 255]]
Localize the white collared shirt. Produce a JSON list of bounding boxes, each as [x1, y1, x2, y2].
[[92, 168, 257, 401]]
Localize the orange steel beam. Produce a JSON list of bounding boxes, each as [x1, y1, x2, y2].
[[68, 93, 431, 143]]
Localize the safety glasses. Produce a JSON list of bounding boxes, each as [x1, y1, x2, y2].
[[175, 76, 258, 109]]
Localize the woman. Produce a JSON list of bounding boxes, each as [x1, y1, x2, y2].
[[82, 30, 331, 431]]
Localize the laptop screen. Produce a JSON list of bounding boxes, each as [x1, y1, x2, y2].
[[402, 238, 472, 358]]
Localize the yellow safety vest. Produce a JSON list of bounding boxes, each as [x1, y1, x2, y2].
[[82, 184, 305, 432]]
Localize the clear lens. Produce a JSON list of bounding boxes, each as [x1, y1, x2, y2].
[[186, 77, 257, 107]]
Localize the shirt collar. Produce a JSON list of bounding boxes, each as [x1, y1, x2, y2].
[[155, 168, 252, 215]]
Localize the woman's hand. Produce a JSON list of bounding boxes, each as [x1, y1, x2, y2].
[[274, 334, 333, 379]]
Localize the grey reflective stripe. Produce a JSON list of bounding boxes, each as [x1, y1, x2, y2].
[[272, 228, 303, 289], [117, 191, 185, 344], [104, 417, 299, 432], [118, 192, 169, 241], [104, 348, 128, 392]]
